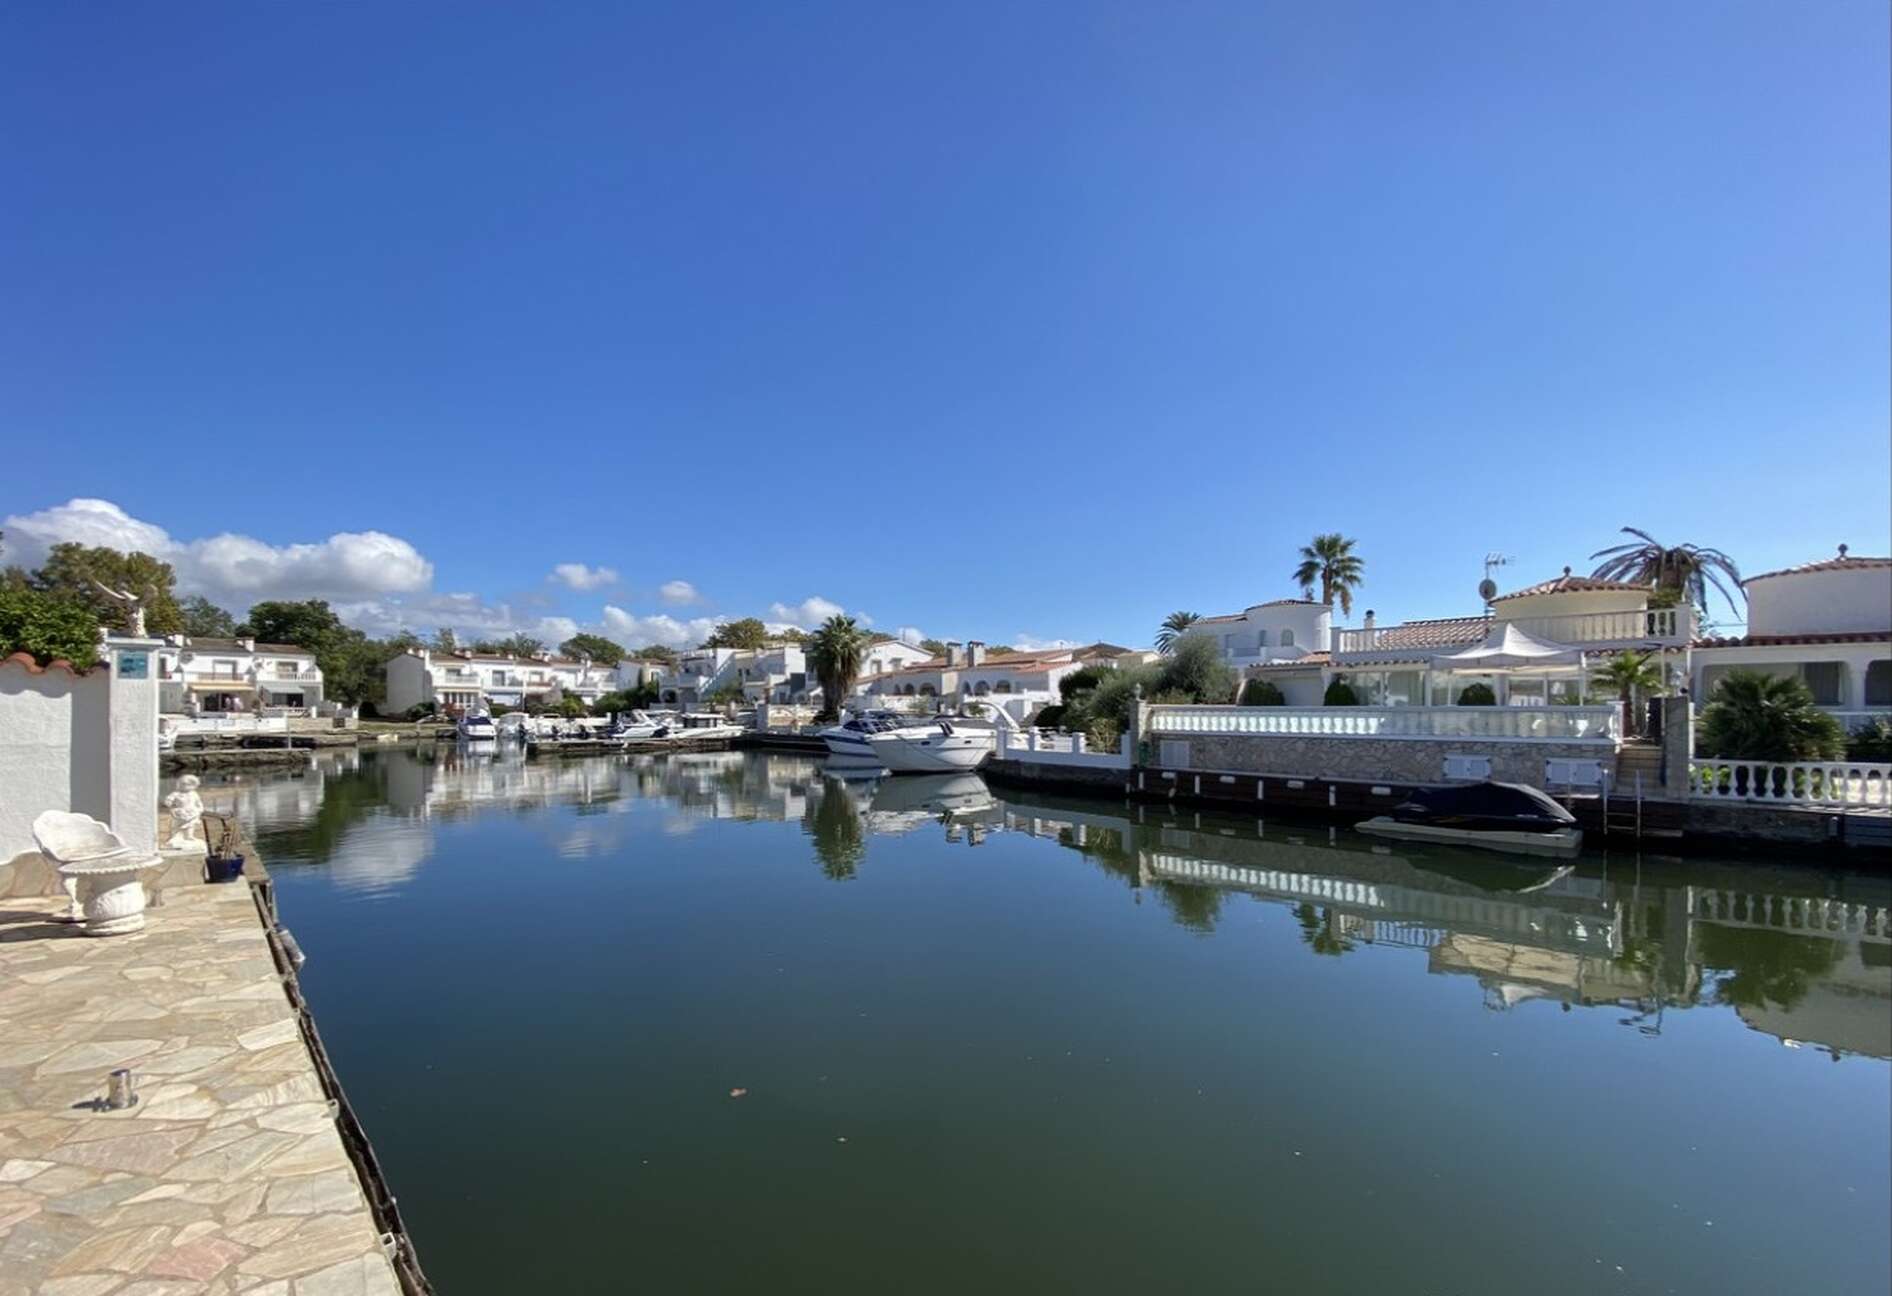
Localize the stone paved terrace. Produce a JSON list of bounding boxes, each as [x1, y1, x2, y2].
[[0, 858, 403, 1295]]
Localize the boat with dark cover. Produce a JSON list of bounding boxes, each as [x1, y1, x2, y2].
[[1358, 781, 1581, 857]]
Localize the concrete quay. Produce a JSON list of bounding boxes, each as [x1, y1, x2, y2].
[[0, 849, 420, 1294]]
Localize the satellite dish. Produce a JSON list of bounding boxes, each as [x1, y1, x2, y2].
[[1478, 578, 1498, 603]]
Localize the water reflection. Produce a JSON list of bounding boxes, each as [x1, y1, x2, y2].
[[182, 748, 1892, 1061]]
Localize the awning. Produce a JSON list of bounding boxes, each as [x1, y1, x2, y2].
[[258, 679, 316, 696], [1431, 623, 1582, 672], [188, 680, 253, 692]]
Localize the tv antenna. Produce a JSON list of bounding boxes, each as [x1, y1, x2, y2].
[[1478, 552, 1512, 605]]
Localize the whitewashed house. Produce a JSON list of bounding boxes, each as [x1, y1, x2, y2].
[[156, 636, 324, 717], [1201, 600, 1334, 705], [859, 641, 1082, 711], [385, 647, 615, 715], [1690, 549, 1891, 730]]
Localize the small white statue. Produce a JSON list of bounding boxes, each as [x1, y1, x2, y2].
[[91, 578, 148, 637], [163, 775, 208, 854]]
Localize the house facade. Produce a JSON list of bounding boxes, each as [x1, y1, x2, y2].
[[156, 636, 324, 716], [385, 647, 615, 715], [1690, 551, 1891, 729], [859, 641, 1083, 707]]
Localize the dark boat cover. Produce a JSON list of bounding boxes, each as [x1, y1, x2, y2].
[[1390, 781, 1576, 834]]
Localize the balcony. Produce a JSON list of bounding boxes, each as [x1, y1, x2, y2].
[[1148, 704, 1622, 742], [1334, 607, 1695, 658]]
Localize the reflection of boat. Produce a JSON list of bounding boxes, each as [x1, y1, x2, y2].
[[868, 772, 993, 817], [1358, 782, 1580, 858], [456, 713, 498, 742], [820, 713, 994, 773]]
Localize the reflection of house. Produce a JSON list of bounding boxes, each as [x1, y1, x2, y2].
[[1690, 550, 1891, 730], [384, 647, 615, 714], [158, 636, 323, 715], [1735, 942, 1892, 1059]]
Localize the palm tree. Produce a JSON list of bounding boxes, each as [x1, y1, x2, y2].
[[807, 614, 868, 721], [1292, 534, 1365, 615], [1697, 669, 1846, 761], [1155, 611, 1199, 654], [1589, 527, 1744, 615], [1592, 649, 1664, 738]]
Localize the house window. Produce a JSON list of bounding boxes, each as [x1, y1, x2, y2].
[[1866, 659, 1891, 707], [1256, 629, 1269, 648], [213, 659, 239, 679], [1800, 662, 1844, 707], [1281, 629, 1294, 648]]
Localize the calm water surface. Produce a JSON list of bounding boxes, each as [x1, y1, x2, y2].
[[179, 748, 1890, 1294]]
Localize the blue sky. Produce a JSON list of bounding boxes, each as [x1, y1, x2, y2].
[[5, 2, 1887, 649]]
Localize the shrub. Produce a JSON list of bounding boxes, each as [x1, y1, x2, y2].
[[1155, 634, 1236, 704], [1323, 678, 1359, 706], [0, 588, 101, 669], [1844, 716, 1892, 763], [1058, 666, 1104, 701], [1696, 669, 1846, 761], [1239, 678, 1285, 706], [404, 702, 438, 722], [1456, 682, 1497, 706], [1033, 703, 1067, 730]]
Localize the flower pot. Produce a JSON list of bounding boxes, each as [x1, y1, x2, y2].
[[205, 854, 246, 884]]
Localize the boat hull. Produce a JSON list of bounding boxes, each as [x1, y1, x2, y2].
[[821, 726, 993, 773], [1356, 816, 1582, 859]]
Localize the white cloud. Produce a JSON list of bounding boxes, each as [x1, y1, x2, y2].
[[3, 498, 432, 604], [550, 562, 619, 591], [336, 593, 578, 645], [658, 580, 699, 605], [602, 605, 721, 650], [1010, 634, 1079, 652], [538, 616, 580, 645], [892, 626, 926, 646], [766, 595, 865, 629]]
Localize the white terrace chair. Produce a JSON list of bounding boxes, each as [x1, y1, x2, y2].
[[32, 810, 151, 936]]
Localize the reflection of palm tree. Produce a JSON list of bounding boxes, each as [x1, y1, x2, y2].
[[1294, 902, 1355, 956], [1695, 924, 1841, 1011], [806, 782, 865, 880]]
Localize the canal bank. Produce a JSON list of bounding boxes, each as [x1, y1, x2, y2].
[[0, 833, 427, 1293]]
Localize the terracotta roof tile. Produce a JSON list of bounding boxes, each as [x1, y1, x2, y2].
[[1693, 631, 1892, 648], [1, 651, 105, 677], [1744, 556, 1892, 584], [1491, 573, 1647, 601], [1345, 616, 1490, 650]]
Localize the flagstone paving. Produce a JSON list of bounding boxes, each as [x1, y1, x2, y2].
[[0, 867, 401, 1295]]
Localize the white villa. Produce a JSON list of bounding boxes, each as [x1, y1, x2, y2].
[[1690, 550, 1890, 728], [656, 637, 938, 709], [858, 641, 1086, 706], [156, 636, 323, 716], [385, 647, 616, 715], [1208, 549, 1890, 732]]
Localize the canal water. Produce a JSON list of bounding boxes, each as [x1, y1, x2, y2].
[[186, 748, 1890, 1294]]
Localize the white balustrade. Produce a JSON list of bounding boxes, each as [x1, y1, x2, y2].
[[1686, 760, 1892, 808], [997, 729, 1131, 769], [1333, 607, 1694, 656], [1146, 704, 1620, 742]]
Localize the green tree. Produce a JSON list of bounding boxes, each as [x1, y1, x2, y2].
[[918, 638, 949, 658], [430, 627, 459, 653], [31, 542, 184, 634], [1292, 533, 1366, 615], [178, 595, 236, 638], [1157, 633, 1235, 703], [1155, 611, 1200, 654], [629, 644, 679, 665], [1589, 527, 1743, 616], [1696, 670, 1846, 761], [808, 614, 869, 721], [0, 587, 102, 669], [1324, 677, 1360, 706], [470, 633, 545, 658], [1592, 650, 1664, 737], [240, 599, 388, 708], [1239, 677, 1285, 706], [560, 632, 625, 666], [702, 617, 770, 650]]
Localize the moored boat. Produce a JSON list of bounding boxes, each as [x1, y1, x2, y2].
[[1357, 781, 1581, 858], [820, 711, 995, 773]]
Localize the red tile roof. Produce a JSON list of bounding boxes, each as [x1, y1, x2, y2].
[[1492, 573, 1647, 601], [1, 651, 105, 677], [1347, 616, 1490, 650], [1693, 631, 1891, 649], [1744, 556, 1892, 584]]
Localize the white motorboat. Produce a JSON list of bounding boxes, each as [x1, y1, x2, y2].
[[611, 710, 672, 740], [456, 712, 498, 742], [666, 712, 744, 742], [820, 712, 995, 773]]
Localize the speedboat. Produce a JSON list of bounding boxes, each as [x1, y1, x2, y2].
[[1357, 781, 1581, 858], [611, 710, 672, 740], [456, 712, 498, 742], [820, 712, 995, 774]]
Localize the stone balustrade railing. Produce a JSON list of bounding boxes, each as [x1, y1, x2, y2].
[[1686, 759, 1892, 808], [1146, 704, 1621, 742], [1333, 607, 1693, 655]]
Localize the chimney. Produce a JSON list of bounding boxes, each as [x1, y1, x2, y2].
[[240, 637, 256, 652], [967, 640, 986, 667], [944, 640, 962, 667], [1363, 611, 1376, 629]]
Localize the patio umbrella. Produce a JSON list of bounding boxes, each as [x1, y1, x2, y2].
[[1430, 622, 1583, 672]]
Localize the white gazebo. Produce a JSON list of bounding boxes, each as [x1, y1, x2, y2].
[[1431, 623, 1588, 705]]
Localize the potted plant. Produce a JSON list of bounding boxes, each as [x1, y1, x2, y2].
[[204, 814, 246, 884]]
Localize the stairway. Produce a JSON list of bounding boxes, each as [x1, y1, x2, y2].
[[1603, 742, 1681, 840]]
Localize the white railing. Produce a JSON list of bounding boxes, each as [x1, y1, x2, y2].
[[1686, 760, 1892, 808], [996, 728, 1132, 770], [1146, 704, 1621, 742], [1333, 607, 1694, 656]]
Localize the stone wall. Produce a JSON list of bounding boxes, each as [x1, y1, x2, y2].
[[1148, 733, 1615, 790]]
